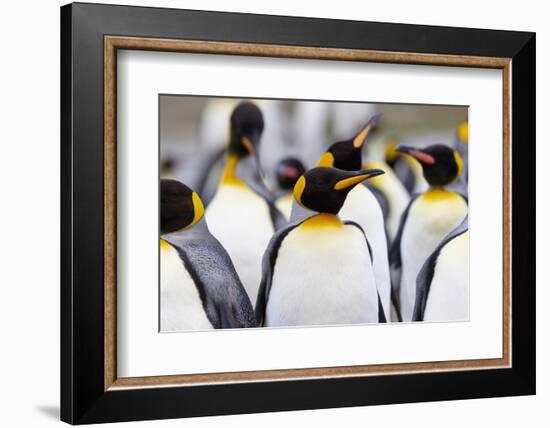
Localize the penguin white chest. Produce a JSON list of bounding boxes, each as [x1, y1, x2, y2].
[[160, 241, 213, 331], [423, 231, 470, 321], [206, 184, 274, 305], [399, 191, 468, 321], [265, 222, 378, 327], [366, 162, 410, 242], [339, 185, 391, 317]]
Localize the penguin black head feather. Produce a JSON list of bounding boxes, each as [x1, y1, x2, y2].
[[317, 113, 381, 171], [396, 144, 463, 186], [276, 157, 306, 191], [160, 179, 204, 234], [228, 101, 264, 159], [294, 167, 385, 214]]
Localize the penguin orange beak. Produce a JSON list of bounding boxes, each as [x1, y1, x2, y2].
[[241, 137, 255, 156], [334, 169, 385, 190], [396, 145, 435, 165], [352, 112, 382, 148], [241, 136, 265, 178]]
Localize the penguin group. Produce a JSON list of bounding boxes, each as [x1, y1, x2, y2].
[[160, 100, 470, 331]]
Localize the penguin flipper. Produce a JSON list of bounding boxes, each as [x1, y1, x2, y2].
[[343, 221, 373, 264], [412, 216, 469, 321], [255, 219, 305, 325], [394, 158, 415, 194], [195, 146, 226, 206], [269, 201, 288, 230], [389, 194, 420, 269], [165, 227, 258, 329], [377, 294, 387, 323], [364, 182, 391, 245], [390, 286, 403, 322], [364, 183, 390, 221], [388, 194, 419, 314]]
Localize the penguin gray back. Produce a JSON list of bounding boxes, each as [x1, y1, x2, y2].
[[164, 220, 258, 329]]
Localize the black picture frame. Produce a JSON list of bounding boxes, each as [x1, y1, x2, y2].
[[61, 2, 535, 424]]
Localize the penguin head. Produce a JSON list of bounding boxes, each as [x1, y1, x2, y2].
[[396, 144, 463, 186], [457, 121, 468, 145], [160, 179, 205, 234], [293, 167, 385, 214], [275, 157, 306, 191], [317, 113, 381, 171], [228, 101, 264, 160]]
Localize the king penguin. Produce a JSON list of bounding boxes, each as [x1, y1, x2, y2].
[[413, 216, 469, 322], [256, 167, 387, 327], [206, 101, 286, 306], [291, 114, 392, 319], [160, 179, 257, 331], [385, 138, 429, 195], [390, 144, 468, 321], [274, 157, 306, 220]]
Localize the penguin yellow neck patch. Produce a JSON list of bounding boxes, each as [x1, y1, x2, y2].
[[301, 213, 343, 229], [317, 152, 335, 167], [190, 192, 204, 226], [453, 151, 463, 182], [293, 175, 306, 206], [160, 239, 173, 251], [385, 141, 399, 162], [221, 154, 246, 187], [458, 122, 468, 144], [421, 187, 456, 201]]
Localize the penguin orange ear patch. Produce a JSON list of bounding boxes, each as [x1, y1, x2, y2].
[[458, 122, 468, 144], [454, 150, 463, 181], [293, 175, 306, 206], [317, 152, 335, 167], [189, 192, 205, 228]]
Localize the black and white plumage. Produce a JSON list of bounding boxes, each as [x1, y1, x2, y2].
[[160, 179, 257, 331], [413, 217, 469, 322], [206, 102, 286, 306], [390, 144, 468, 322], [290, 114, 393, 319], [256, 167, 387, 327]]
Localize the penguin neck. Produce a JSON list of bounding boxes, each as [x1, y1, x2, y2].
[[160, 238, 172, 250], [301, 213, 344, 229], [162, 218, 209, 241], [422, 186, 455, 201], [221, 154, 246, 187]]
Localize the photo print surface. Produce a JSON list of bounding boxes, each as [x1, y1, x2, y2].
[[159, 96, 469, 332]]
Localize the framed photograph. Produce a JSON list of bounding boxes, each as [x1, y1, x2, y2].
[[60, 2, 535, 424]]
